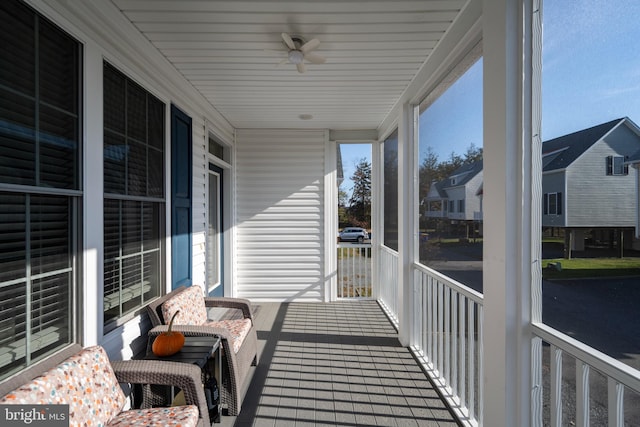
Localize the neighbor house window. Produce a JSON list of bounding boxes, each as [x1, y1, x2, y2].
[[606, 155, 628, 176], [458, 199, 465, 213], [0, 0, 81, 380], [449, 200, 455, 213], [103, 63, 165, 331], [544, 192, 562, 215]]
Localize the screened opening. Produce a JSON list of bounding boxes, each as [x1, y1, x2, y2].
[[417, 55, 483, 294], [540, 1, 640, 424]]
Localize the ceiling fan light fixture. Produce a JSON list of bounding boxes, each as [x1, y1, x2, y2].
[[288, 50, 304, 64]]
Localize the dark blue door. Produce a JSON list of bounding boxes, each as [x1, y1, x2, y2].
[[171, 105, 192, 290]]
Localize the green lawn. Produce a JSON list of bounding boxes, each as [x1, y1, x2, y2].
[[542, 258, 640, 279]]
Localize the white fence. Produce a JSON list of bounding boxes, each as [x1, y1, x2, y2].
[[375, 246, 639, 426], [411, 263, 484, 426], [377, 246, 399, 327], [337, 243, 372, 298], [532, 323, 640, 427]]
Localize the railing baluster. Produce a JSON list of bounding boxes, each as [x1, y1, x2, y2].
[[438, 280, 444, 377], [445, 285, 451, 387], [468, 299, 475, 422], [451, 291, 458, 400], [607, 378, 624, 427], [477, 304, 483, 426], [550, 345, 562, 427], [460, 294, 466, 412], [576, 361, 590, 427]]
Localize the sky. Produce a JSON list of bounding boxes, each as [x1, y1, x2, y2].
[[341, 0, 640, 197]]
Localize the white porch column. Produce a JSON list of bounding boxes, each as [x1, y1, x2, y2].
[[397, 103, 418, 346], [83, 43, 104, 346], [483, 0, 536, 426]]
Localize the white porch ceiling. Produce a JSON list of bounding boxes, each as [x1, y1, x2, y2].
[[111, 0, 469, 131]]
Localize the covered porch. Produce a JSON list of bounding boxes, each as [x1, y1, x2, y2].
[[1, 0, 639, 426]]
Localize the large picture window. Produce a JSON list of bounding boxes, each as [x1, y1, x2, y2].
[[0, 0, 81, 380], [103, 63, 165, 330]]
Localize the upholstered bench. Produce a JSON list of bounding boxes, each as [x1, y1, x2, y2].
[[0, 345, 211, 427], [146, 286, 258, 416]]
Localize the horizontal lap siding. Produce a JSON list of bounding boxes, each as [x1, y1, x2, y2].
[[235, 129, 325, 301], [192, 116, 207, 289]]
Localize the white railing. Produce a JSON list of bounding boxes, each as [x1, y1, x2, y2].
[[337, 243, 372, 298], [411, 263, 484, 427], [532, 323, 640, 427], [377, 246, 399, 327], [375, 248, 639, 427]]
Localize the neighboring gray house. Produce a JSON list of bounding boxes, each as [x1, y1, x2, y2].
[[424, 160, 484, 222], [542, 117, 640, 250]]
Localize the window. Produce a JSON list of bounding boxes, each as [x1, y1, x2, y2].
[[449, 200, 455, 213], [208, 135, 228, 162], [0, 0, 81, 380], [543, 192, 562, 216], [383, 130, 398, 250], [606, 155, 628, 176], [103, 63, 164, 331], [458, 199, 465, 213]]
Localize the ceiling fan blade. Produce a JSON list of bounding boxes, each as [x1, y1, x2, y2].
[[276, 58, 289, 67], [300, 38, 320, 53], [296, 62, 306, 73], [304, 52, 326, 64], [281, 32, 295, 50]]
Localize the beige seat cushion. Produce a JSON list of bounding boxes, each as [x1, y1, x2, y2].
[[0, 346, 126, 426], [203, 318, 253, 353], [107, 405, 199, 427], [161, 285, 208, 326]]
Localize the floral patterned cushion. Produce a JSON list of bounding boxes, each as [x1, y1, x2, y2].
[[161, 285, 207, 326], [107, 405, 199, 427], [0, 346, 126, 427], [203, 318, 252, 354]]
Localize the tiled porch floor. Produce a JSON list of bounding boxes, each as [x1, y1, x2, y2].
[[222, 301, 459, 427]]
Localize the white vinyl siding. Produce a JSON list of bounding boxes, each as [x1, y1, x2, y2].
[[566, 136, 637, 227], [191, 116, 207, 290], [235, 129, 325, 301]]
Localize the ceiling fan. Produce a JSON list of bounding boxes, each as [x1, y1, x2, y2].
[[278, 32, 326, 73]]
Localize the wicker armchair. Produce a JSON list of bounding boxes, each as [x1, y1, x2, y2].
[[146, 286, 258, 416], [0, 344, 211, 427]]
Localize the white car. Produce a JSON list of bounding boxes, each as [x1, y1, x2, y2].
[[339, 227, 369, 243]]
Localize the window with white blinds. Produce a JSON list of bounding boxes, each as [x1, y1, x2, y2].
[[0, 0, 80, 380], [103, 63, 164, 331]]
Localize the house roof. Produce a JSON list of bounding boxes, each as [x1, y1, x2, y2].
[[447, 160, 483, 188], [427, 159, 483, 200], [541, 118, 625, 171]]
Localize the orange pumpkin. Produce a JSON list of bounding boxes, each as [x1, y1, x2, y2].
[[152, 310, 185, 357]]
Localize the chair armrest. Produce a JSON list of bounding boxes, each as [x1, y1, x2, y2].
[[203, 297, 254, 321], [111, 360, 210, 427]]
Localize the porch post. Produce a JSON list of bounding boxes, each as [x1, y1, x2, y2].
[[324, 136, 338, 302], [397, 102, 418, 346], [483, 0, 535, 426]]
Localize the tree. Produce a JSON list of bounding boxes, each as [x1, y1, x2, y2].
[[338, 185, 349, 226], [347, 158, 371, 226]]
